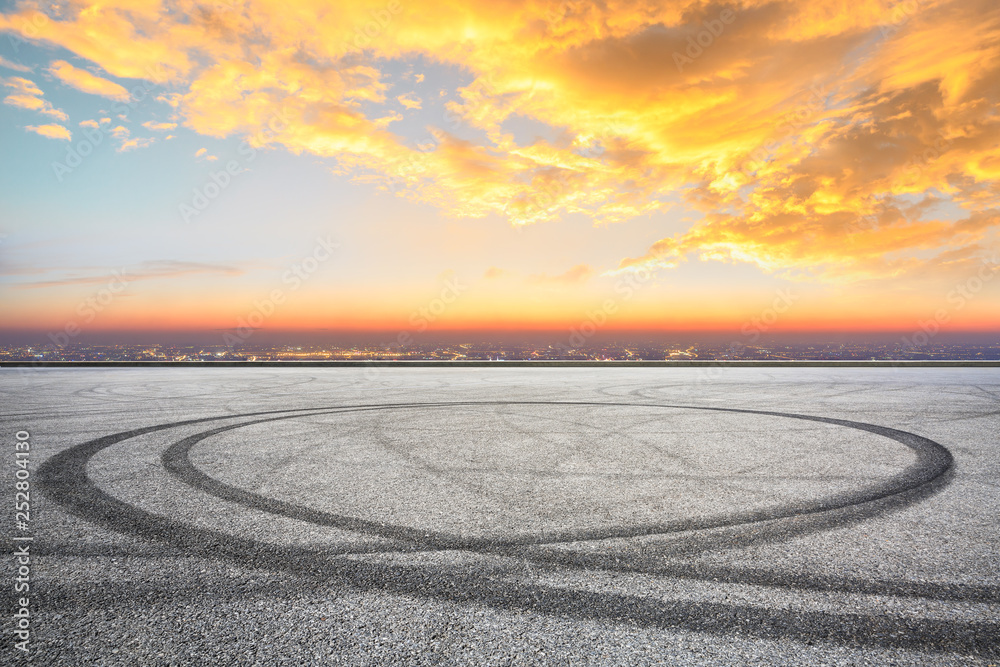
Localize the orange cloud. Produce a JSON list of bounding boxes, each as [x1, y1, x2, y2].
[[529, 264, 595, 285], [47, 60, 130, 101], [0, 0, 997, 286], [25, 123, 71, 140], [119, 136, 155, 152], [483, 266, 508, 279], [3, 76, 67, 120], [396, 92, 422, 110], [0, 8, 190, 82], [142, 120, 177, 131]]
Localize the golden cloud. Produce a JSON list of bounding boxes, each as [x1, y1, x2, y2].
[[3, 76, 67, 120], [142, 120, 177, 131], [25, 123, 71, 140], [1, 0, 998, 283], [396, 92, 422, 110], [119, 136, 155, 152], [47, 60, 130, 101]]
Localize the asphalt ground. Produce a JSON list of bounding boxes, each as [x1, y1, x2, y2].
[[1, 367, 998, 665]]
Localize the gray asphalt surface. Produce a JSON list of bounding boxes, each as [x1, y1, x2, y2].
[[2, 367, 998, 665]]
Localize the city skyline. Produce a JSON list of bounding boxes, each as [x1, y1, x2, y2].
[[2, 1, 1000, 341], [4, 332, 1000, 362]]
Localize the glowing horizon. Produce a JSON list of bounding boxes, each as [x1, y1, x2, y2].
[[1, 0, 999, 344]]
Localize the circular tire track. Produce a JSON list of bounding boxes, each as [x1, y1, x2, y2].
[[40, 401, 954, 558], [158, 401, 951, 553], [38, 401, 1000, 657]]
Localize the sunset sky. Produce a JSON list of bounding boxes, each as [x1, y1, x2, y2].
[[1, 0, 999, 343]]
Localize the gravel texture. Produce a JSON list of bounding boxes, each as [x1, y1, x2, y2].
[[1, 366, 998, 665]]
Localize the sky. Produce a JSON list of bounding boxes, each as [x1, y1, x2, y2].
[[1, 0, 999, 345]]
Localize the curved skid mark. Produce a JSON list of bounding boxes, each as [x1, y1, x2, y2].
[[156, 402, 953, 550], [36, 400, 999, 657]]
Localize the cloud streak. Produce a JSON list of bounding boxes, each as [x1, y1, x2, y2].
[[15, 260, 244, 289], [47, 60, 130, 101], [0, 55, 31, 72], [529, 264, 595, 285]]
